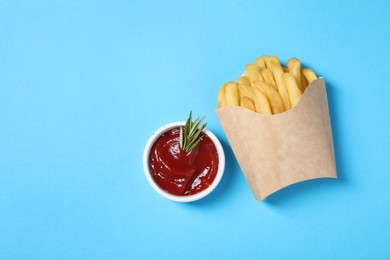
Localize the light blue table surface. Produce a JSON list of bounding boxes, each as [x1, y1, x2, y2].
[[1, 0, 389, 259]]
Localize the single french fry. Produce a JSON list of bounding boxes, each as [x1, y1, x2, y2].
[[237, 75, 251, 86], [217, 83, 227, 107], [244, 64, 263, 85], [302, 68, 318, 85], [224, 82, 239, 106], [287, 58, 304, 92], [252, 88, 272, 115], [301, 69, 308, 91], [266, 57, 282, 71], [238, 84, 255, 100], [265, 56, 279, 69], [240, 96, 256, 111], [260, 68, 277, 89], [282, 72, 303, 107], [253, 81, 285, 114], [254, 55, 268, 69], [269, 61, 291, 110]]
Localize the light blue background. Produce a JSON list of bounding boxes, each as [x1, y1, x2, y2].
[[1, 0, 389, 259]]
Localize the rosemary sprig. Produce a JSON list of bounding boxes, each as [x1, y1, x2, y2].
[[179, 111, 207, 153]]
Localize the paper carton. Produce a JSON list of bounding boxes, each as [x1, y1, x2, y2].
[[216, 78, 337, 200]]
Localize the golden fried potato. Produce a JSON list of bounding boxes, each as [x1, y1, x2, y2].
[[218, 55, 318, 113], [260, 68, 277, 89], [302, 68, 318, 85], [253, 81, 285, 114], [252, 88, 272, 115], [287, 58, 304, 91], [282, 73, 303, 107], [217, 83, 227, 107], [237, 75, 251, 86], [244, 64, 263, 85], [224, 82, 239, 106], [265, 56, 279, 69], [301, 70, 308, 91], [254, 55, 268, 69], [238, 84, 255, 100], [269, 61, 291, 110], [240, 96, 256, 111]]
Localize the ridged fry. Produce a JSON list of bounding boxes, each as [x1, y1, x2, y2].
[[217, 83, 227, 107], [253, 81, 285, 114], [238, 84, 255, 100], [244, 64, 263, 85], [240, 96, 256, 111], [252, 88, 272, 114], [282, 72, 303, 108], [269, 61, 291, 110], [265, 56, 280, 69], [260, 68, 277, 89], [302, 68, 318, 85], [301, 69, 308, 91], [224, 82, 239, 106], [287, 58, 304, 92], [237, 75, 251, 86], [254, 55, 268, 69]]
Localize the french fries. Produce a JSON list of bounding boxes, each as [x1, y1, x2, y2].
[[287, 58, 304, 91], [217, 83, 227, 107], [260, 68, 277, 89], [302, 68, 318, 85], [237, 75, 251, 86], [217, 55, 319, 115], [269, 61, 291, 110], [238, 84, 255, 100], [224, 82, 239, 106], [253, 81, 285, 114], [245, 64, 263, 84], [282, 73, 302, 108], [240, 97, 256, 111], [265, 56, 279, 69], [253, 88, 272, 114], [254, 55, 267, 69]]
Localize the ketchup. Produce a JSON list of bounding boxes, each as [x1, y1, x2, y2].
[[149, 127, 219, 196]]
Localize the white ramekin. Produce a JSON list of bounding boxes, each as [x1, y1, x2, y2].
[[143, 122, 225, 202]]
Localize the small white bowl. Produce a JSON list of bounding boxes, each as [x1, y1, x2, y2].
[[143, 122, 225, 202]]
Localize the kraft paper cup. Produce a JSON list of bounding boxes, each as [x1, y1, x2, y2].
[[216, 78, 337, 200]]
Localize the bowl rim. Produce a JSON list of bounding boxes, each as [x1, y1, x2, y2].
[[143, 121, 225, 202]]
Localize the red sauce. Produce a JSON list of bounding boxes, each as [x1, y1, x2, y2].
[[149, 127, 219, 196]]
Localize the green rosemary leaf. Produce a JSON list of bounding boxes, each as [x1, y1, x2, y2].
[[187, 123, 206, 148], [189, 116, 205, 136], [186, 137, 203, 153], [179, 111, 207, 153], [185, 112, 191, 134]]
